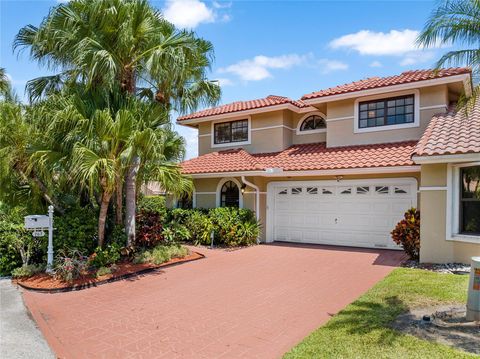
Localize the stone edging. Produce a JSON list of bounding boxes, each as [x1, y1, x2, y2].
[[15, 252, 205, 294]]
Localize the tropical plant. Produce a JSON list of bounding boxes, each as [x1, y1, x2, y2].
[[11, 264, 45, 278], [417, 0, 480, 107], [391, 208, 421, 260], [88, 243, 122, 268], [54, 248, 87, 282], [135, 209, 164, 248], [14, 0, 220, 245]]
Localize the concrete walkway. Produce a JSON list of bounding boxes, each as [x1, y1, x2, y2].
[[23, 244, 404, 358], [0, 279, 54, 359]]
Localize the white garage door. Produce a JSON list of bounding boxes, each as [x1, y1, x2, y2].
[[267, 178, 417, 249]]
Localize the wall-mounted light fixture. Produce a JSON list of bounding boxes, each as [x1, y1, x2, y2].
[[241, 183, 246, 194]]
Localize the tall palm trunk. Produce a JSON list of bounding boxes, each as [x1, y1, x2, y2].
[[115, 177, 123, 225], [125, 155, 140, 245], [98, 190, 113, 247]]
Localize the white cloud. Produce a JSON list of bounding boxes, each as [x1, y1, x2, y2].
[[215, 78, 234, 87], [219, 54, 307, 81], [163, 0, 215, 28], [369, 60, 382, 68], [317, 59, 348, 74], [163, 0, 231, 28], [399, 51, 435, 66], [330, 29, 423, 56]]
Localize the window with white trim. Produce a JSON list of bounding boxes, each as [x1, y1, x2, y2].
[[299, 115, 326, 131], [358, 94, 414, 129], [459, 166, 480, 235], [214, 119, 248, 144]]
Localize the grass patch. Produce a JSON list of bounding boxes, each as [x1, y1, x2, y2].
[[133, 244, 189, 265], [284, 268, 473, 359]]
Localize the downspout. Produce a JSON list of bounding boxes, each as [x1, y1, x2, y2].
[[241, 176, 260, 244]]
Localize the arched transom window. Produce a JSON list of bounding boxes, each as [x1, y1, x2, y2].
[[220, 181, 240, 207], [300, 115, 326, 131]]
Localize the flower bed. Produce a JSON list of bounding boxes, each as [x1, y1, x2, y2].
[[14, 250, 203, 293]]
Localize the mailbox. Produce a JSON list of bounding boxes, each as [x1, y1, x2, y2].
[[25, 215, 50, 229]]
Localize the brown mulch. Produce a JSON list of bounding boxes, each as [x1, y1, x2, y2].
[[14, 251, 204, 292]]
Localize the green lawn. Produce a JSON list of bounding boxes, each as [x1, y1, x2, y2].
[[284, 268, 474, 359]]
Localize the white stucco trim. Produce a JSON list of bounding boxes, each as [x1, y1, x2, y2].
[[198, 133, 210, 138], [446, 161, 480, 243], [419, 104, 448, 111], [190, 165, 420, 178], [353, 89, 420, 134], [413, 153, 480, 164], [252, 124, 295, 132], [216, 177, 244, 208], [302, 73, 471, 105], [419, 186, 448, 191], [210, 116, 251, 149], [326, 116, 354, 123], [295, 111, 327, 135]]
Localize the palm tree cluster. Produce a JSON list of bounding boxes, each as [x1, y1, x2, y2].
[[1, 0, 220, 247]]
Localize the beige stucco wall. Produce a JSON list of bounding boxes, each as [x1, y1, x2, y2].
[[193, 172, 420, 242], [326, 85, 449, 148], [419, 163, 480, 264]]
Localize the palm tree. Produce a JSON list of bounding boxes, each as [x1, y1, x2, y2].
[[15, 0, 220, 244], [417, 0, 480, 105]]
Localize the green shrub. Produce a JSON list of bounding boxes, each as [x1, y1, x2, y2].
[[11, 264, 45, 278], [165, 208, 260, 247], [138, 196, 167, 219], [54, 206, 98, 255], [0, 206, 45, 275], [133, 244, 188, 265], [391, 208, 420, 260], [54, 248, 87, 282], [88, 243, 121, 268], [162, 223, 191, 243], [96, 266, 112, 277]]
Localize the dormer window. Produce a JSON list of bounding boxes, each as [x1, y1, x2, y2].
[[214, 119, 249, 145], [358, 94, 414, 129]]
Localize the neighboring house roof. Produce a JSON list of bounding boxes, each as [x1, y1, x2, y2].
[[177, 95, 311, 122], [414, 104, 480, 157], [181, 141, 417, 175], [301, 68, 471, 101]]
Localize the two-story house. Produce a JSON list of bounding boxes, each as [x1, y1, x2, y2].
[[176, 68, 480, 264]]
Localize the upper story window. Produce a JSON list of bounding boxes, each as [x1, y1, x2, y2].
[[358, 94, 414, 129], [300, 115, 326, 131], [214, 119, 248, 145]]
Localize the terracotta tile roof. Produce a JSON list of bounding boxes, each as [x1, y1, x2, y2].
[[301, 68, 471, 101], [181, 141, 417, 174], [177, 95, 311, 121], [414, 104, 480, 157]]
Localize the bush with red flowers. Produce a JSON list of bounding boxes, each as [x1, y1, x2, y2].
[[391, 208, 420, 260]]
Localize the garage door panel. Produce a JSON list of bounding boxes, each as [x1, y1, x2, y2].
[[270, 178, 417, 250]]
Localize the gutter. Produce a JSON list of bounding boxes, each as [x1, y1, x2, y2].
[[241, 175, 260, 244]]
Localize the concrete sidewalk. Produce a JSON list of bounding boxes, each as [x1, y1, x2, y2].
[[0, 279, 54, 359]]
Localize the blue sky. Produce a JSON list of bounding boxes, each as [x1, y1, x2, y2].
[[0, 0, 449, 158]]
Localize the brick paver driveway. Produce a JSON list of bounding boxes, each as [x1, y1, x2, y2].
[[23, 243, 404, 358]]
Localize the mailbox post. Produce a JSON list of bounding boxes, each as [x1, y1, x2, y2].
[[24, 206, 54, 273], [47, 206, 54, 273]]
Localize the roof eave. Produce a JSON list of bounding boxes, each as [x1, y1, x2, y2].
[[412, 152, 480, 164], [302, 73, 472, 105], [176, 103, 318, 126]]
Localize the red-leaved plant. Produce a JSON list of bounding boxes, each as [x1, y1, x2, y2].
[[135, 210, 164, 248], [391, 208, 420, 260]]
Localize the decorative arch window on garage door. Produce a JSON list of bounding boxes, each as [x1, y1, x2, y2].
[[220, 180, 240, 207]]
